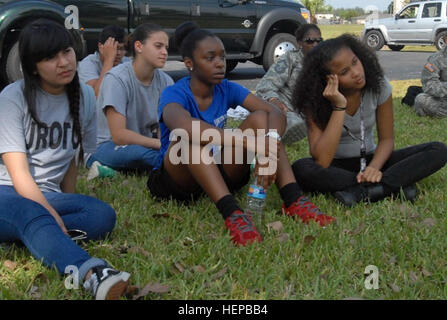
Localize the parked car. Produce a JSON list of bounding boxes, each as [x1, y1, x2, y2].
[[0, 0, 310, 85], [362, 0, 447, 51]]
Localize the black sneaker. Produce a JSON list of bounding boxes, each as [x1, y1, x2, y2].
[[399, 184, 418, 202], [83, 266, 130, 300], [333, 184, 388, 207]]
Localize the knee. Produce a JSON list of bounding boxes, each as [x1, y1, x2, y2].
[[430, 141, 447, 163], [291, 158, 315, 178], [88, 199, 116, 237], [244, 110, 268, 130]]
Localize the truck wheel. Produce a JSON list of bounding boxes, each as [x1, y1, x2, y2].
[[262, 33, 297, 71], [435, 31, 447, 51], [364, 30, 384, 51], [225, 60, 238, 75], [3, 40, 23, 84], [388, 45, 404, 51]]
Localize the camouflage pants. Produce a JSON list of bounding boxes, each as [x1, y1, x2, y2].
[[413, 93, 447, 117], [282, 111, 307, 145]]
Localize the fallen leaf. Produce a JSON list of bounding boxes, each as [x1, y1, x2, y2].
[[3, 260, 17, 271], [211, 267, 227, 280], [183, 237, 194, 246], [173, 262, 186, 274], [206, 233, 218, 240], [29, 286, 41, 299], [409, 271, 418, 284], [389, 256, 397, 265], [153, 213, 170, 219], [125, 285, 140, 299], [422, 269, 432, 277], [266, 221, 283, 233], [277, 233, 289, 242], [133, 282, 170, 300], [391, 284, 400, 293], [128, 247, 150, 257], [193, 265, 206, 273], [344, 223, 364, 236], [421, 218, 436, 228], [345, 210, 351, 216], [304, 235, 315, 245]]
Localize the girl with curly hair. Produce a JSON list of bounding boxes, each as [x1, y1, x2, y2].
[[292, 34, 447, 207]]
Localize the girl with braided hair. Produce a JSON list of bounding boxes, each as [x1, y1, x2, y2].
[[0, 19, 130, 299]]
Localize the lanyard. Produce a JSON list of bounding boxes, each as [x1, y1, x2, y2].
[[343, 96, 367, 172]]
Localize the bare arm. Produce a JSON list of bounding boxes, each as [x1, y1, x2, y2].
[[88, 38, 119, 97], [106, 106, 161, 149], [60, 157, 78, 193], [307, 75, 348, 168], [2, 152, 68, 234]]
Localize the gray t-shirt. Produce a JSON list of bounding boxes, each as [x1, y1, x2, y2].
[[78, 51, 131, 84], [335, 78, 392, 159], [96, 61, 174, 145], [0, 80, 97, 193]]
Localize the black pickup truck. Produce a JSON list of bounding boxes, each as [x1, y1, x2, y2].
[[0, 0, 309, 84]]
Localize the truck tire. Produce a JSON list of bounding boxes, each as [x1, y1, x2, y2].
[[364, 30, 384, 51], [388, 45, 404, 51], [262, 33, 297, 71], [4, 40, 23, 84], [435, 31, 447, 51]]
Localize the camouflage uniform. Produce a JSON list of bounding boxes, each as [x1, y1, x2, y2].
[[413, 47, 447, 117], [255, 49, 307, 144]]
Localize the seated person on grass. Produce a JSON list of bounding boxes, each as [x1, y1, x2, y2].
[[414, 33, 447, 117], [255, 24, 322, 144], [0, 19, 130, 300], [78, 25, 131, 97], [292, 34, 447, 207], [86, 23, 174, 179], [146, 22, 335, 247]]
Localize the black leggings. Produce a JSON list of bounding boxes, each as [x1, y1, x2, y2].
[[292, 142, 447, 193]]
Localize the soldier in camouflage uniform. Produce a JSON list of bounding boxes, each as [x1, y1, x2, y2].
[[413, 39, 447, 117], [256, 24, 322, 144]]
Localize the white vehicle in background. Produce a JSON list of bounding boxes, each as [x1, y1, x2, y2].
[[362, 0, 447, 51]]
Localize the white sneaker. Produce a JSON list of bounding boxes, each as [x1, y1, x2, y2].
[[83, 266, 130, 300], [87, 161, 116, 181]]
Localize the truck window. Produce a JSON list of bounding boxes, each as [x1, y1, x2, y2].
[[421, 2, 442, 18], [398, 5, 419, 19]]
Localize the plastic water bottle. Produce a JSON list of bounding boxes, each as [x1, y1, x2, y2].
[[245, 159, 266, 231]]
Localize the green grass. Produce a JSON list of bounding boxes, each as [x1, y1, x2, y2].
[[319, 24, 437, 52], [1, 96, 447, 300]]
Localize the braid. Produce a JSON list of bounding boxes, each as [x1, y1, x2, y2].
[[67, 72, 84, 166]]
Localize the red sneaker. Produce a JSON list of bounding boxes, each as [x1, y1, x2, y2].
[[225, 210, 262, 246], [282, 196, 336, 227]]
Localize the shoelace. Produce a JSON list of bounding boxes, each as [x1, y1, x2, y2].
[[227, 213, 256, 233], [296, 197, 324, 216]]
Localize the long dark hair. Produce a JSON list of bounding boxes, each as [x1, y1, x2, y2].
[[293, 34, 384, 130], [19, 19, 84, 163]]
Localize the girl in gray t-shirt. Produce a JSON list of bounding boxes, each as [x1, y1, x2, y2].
[[292, 34, 447, 207], [0, 19, 130, 300], [86, 23, 174, 178]]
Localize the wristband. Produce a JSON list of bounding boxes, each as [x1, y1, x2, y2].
[[265, 131, 281, 142], [332, 106, 347, 111]]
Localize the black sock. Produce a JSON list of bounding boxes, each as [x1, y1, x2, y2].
[[216, 194, 242, 220], [279, 182, 302, 207]]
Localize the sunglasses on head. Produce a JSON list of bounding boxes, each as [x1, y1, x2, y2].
[[303, 37, 323, 44]]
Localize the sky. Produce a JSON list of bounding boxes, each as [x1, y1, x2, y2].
[[325, 0, 392, 11]]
